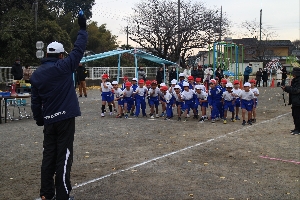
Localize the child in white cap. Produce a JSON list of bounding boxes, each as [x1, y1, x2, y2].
[[123, 81, 134, 118], [194, 85, 208, 122], [181, 82, 197, 121], [240, 82, 255, 125], [158, 82, 167, 117], [172, 84, 184, 121], [222, 83, 236, 124], [112, 81, 124, 118], [133, 79, 148, 117], [160, 85, 173, 120]]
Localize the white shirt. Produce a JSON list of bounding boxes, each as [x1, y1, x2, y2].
[[135, 86, 148, 96], [195, 91, 208, 100], [149, 87, 160, 97], [232, 88, 242, 99], [250, 87, 259, 99], [101, 82, 112, 92], [173, 91, 183, 102], [123, 88, 134, 97], [222, 91, 235, 101], [240, 90, 255, 101], [163, 91, 173, 103], [114, 88, 123, 98], [181, 90, 194, 100]]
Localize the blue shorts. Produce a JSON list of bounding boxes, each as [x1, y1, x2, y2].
[[241, 99, 253, 111], [176, 101, 184, 107], [224, 100, 234, 112], [149, 96, 159, 107], [183, 99, 194, 110], [123, 97, 134, 106], [235, 98, 241, 107], [102, 92, 113, 102], [200, 101, 208, 108], [118, 99, 124, 106]]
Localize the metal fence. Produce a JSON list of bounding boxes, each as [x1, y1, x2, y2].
[[0, 66, 160, 83]]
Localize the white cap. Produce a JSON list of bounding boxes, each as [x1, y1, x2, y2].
[[171, 79, 177, 84], [160, 83, 166, 86], [195, 85, 201, 90], [112, 81, 118, 85], [106, 82, 112, 86], [209, 79, 216, 84], [179, 73, 185, 77], [226, 83, 233, 88], [244, 82, 251, 87], [132, 78, 137, 81], [174, 85, 181, 89], [183, 82, 189, 87], [47, 41, 64, 53]]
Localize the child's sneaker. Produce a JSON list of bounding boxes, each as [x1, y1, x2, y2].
[[116, 114, 122, 118], [242, 120, 246, 126], [160, 112, 165, 117], [130, 112, 134, 116], [223, 119, 227, 124], [101, 113, 105, 117], [187, 114, 190, 118], [164, 117, 170, 120], [230, 118, 235, 122], [215, 117, 220, 121], [156, 114, 160, 118], [247, 120, 252, 125], [183, 117, 187, 122], [150, 115, 154, 119], [235, 116, 240, 120], [124, 114, 128, 118], [199, 117, 204, 123], [109, 112, 113, 116], [178, 117, 181, 121], [252, 119, 256, 123], [211, 119, 215, 123]]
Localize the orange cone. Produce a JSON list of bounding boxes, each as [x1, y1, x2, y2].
[[270, 78, 275, 88]]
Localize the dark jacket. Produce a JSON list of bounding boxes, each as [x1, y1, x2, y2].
[[11, 63, 23, 80], [198, 69, 204, 80], [244, 66, 252, 76], [169, 68, 177, 82], [262, 70, 268, 81], [282, 67, 287, 79], [76, 65, 88, 83], [156, 70, 164, 84], [256, 71, 262, 81], [284, 76, 300, 106], [191, 68, 199, 79], [30, 30, 88, 125]]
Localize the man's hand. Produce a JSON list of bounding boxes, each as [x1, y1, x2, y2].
[[78, 14, 86, 30], [281, 86, 285, 91]]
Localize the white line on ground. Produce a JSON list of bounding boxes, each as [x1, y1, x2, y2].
[[71, 112, 291, 189]]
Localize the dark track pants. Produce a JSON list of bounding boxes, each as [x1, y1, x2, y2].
[[292, 106, 300, 130], [40, 118, 75, 200]]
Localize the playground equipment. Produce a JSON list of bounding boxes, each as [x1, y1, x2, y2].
[[208, 42, 244, 80], [80, 49, 178, 83]]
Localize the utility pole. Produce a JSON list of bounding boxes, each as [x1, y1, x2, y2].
[[126, 26, 129, 50], [219, 6, 222, 42], [177, 0, 181, 66], [260, 9, 262, 41]]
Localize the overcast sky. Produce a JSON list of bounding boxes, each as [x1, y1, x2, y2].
[[91, 0, 300, 47]]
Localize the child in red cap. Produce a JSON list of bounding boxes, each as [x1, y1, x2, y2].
[[250, 79, 259, 123]]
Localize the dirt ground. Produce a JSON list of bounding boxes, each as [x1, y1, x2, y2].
[[0, 87, 299, 200]]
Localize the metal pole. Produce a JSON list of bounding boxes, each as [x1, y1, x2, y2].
[[213, 42, 216, 78], [117, 54, 121, 82], [126, 26, 129, 50], [260, 9, 262, 42], [208, 43, 211, 65]]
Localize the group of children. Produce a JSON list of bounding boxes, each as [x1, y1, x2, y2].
[[99, 73, 259, 125]]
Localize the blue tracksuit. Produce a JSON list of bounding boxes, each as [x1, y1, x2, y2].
[[208, 86, 223, 119]]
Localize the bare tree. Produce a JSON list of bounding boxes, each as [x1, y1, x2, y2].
[[125, 0, 229, 65], [292, 40, 300, 49]]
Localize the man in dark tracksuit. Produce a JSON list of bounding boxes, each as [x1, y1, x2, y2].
[[282, 67, 300, 135], [30, 15, 87, 200]]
